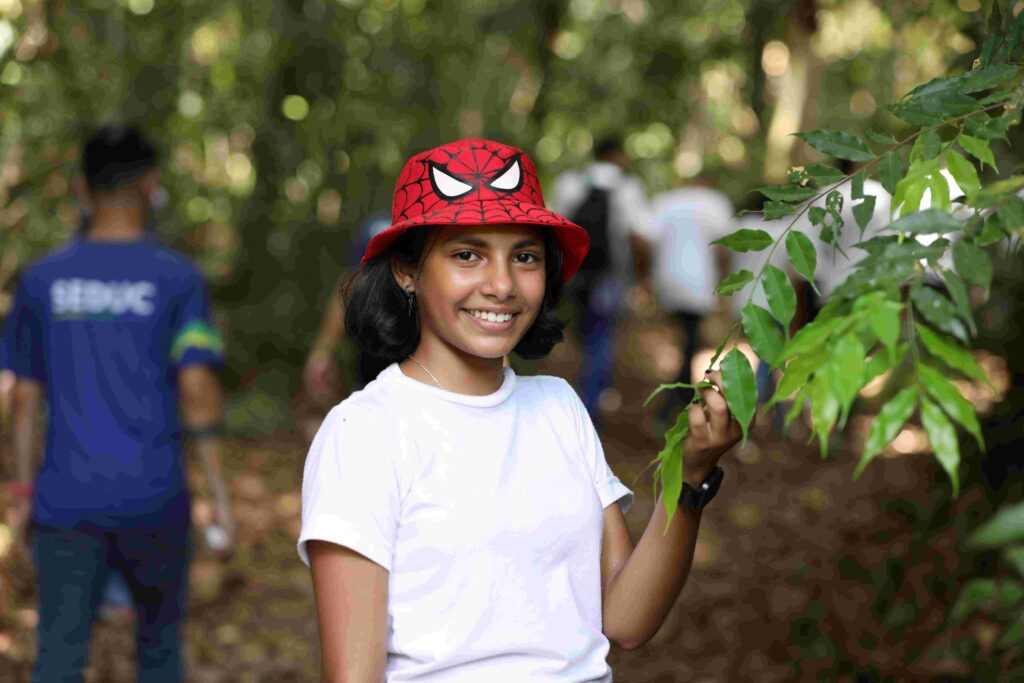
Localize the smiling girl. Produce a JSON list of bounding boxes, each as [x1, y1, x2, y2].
[[298, 140, 741, 682]]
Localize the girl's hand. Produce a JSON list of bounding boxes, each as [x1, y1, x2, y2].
[[681, 370, 743, 486]]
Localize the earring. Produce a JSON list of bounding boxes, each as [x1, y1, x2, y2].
[[405, 286, 415, 316]]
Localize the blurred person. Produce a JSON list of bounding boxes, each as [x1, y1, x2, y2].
[[299, 139, 743, 682], [2, 125, 236, 682], [303, 211, 392, 408], [646, 178, 735, 418], [549, 135, 651, 423]]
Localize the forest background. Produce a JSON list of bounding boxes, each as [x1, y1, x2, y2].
[[1, 0, 1023, 681]]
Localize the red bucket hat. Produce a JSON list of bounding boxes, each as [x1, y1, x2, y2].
[[361, 139, 589, 283]]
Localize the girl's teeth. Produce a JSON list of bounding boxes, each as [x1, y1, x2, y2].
[[473, 310, 512, 323]]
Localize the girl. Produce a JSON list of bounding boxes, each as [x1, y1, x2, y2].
[[298, 139, 741, 682]]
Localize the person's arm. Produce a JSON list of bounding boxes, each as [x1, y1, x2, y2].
[[179, 364, 236, 556], [309, 541, 389, 682], [601, 373, 740, 649], [9, 377, 43, 553], [304, 279, 346, 404]]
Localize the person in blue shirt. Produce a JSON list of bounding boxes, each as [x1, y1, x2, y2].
[[3, 125, 236, 682]]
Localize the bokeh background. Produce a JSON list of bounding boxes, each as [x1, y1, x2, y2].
[[1, 0, 1023, 681]]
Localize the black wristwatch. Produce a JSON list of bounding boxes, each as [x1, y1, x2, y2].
[[678, 467, 725, 510]]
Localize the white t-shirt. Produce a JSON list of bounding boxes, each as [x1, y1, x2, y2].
[[645, 187, 735, 314], [298, 363, 634, 682]]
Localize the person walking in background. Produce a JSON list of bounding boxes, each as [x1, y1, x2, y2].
[[2, 125, 236, 682], [302, 210, 392, 409], [549, 135, 650, 425], [645, 177, 734, 419]]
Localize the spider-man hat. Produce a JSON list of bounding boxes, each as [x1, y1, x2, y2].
[[362, 139, 590, 283]]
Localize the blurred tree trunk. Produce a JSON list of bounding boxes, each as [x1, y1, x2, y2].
[[762, 0, 821, 183]]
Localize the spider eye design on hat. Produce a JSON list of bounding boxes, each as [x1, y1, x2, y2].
[[428, 155, 524, 201], [363, 139, 591, 283]]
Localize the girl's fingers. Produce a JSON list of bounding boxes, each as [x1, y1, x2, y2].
[[688, 401, 708, 441], [699, 371, 731, 435]]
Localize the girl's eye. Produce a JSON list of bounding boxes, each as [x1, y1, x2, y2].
[[514, 252, 541, 264], [454, 251, 479, 261]]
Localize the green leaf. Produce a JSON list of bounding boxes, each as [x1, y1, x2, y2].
[[919, 364, 984, 450], [721, 347, 757, 444], [825, 334, 865, 425], [762, 265, 797, 331], [868, 303, 902, 360], [644, 380, 714, 407], [854, 386, 919, 479], [656, 410, 690, 532], [997, 613, 1024, 651], [794, 130, 875, 162], [864, 344, 906, 385], [764, 201, 800, 219], [742, 303, 785, 369], [950, 579, 1024, 622], [852, 195, 876, 235], [810, 373, 839, 459], [716, 269, 755, 296], [809, 205, 827, 226], [945, 150, 981, 200], [920, 397, 961, 497], [879, 151, 904, 196], [965, 110, 1022, 141], [885, 102, 946, 126], [1004, 546, 1024, 579], [969, 501, 1024, 548], [757, 184, 818, 203], [973, 175, 1024, 209], [975, 213, 1007, 246], [912, 285, 970, 343], [773, 347, 828, 402], [803, 163, 845, 185], [928, 171, 952, 212], [782, 392, 807, 432], [915, 323, 990, 385], [711, 229, 774, 253], [867, 130, 898, 145], [888, 208, 963, 235], [918, 130, 942, 161], [959, 134, 997, 171], [997, 196, 1024, 232], [781, 316, 852, 361], [785, 231, 817, 288], [943, 270, 977, 336], [953, 240, 993, 289], [956, 64, 1022, 92], [852, 170, 865, 199]]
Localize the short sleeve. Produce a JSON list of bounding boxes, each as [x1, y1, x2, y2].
[[170, 273, 223, 368], [297, 404, 403, 569], [2, 278, 46, 383], [562, 380, 634, 514]]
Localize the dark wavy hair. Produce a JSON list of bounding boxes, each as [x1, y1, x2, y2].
[[343, 227, 566, 364]]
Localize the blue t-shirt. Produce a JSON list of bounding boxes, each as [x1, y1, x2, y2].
[[1, 236, 223, 529]]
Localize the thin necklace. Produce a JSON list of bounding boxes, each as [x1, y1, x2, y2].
[[408, 355, 443, 390]]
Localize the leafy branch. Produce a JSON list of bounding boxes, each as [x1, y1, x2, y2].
[[647, 16, 1024, 538]]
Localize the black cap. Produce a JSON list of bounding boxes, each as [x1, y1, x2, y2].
[[82, 125, 158, 191]]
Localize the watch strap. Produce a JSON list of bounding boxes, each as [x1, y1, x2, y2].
[[678, 466, 725, 510]]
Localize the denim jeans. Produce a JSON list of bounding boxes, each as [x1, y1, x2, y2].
[[30, 520, 191, 683]]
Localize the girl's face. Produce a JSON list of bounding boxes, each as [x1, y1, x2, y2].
[[401, 224, 547, 362]]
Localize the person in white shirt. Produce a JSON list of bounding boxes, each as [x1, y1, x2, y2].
[[298, 139, 743, 682], [548, 137, 651, 422], [645, 180, 735, 415]]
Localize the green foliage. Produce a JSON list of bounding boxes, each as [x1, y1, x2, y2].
[[720, 347, 757, 445]]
